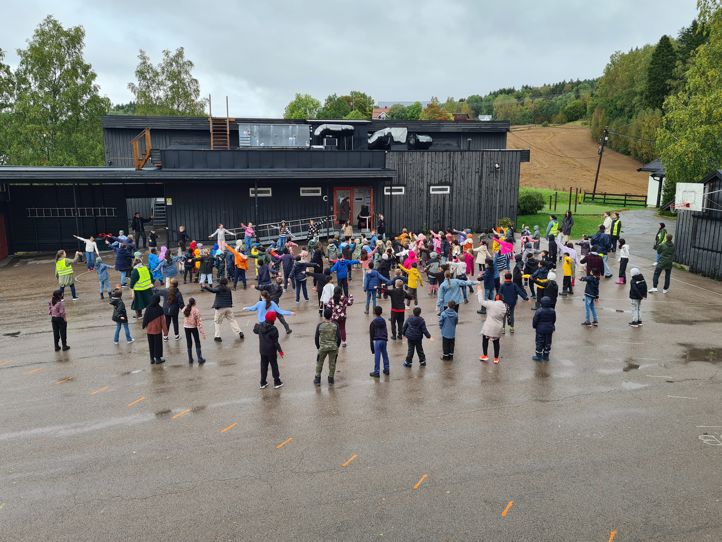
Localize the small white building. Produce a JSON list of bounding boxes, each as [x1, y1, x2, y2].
[[638, 159, 665, 208]]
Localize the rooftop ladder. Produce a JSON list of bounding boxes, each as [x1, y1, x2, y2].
[[208, 95, 233, 150]]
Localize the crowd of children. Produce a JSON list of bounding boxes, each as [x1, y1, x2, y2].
[[50, 210, 654, 389]]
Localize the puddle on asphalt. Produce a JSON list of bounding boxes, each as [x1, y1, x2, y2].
[[155, 409, 172, 417], [684, 347, 722, 364], [217, 361, 237, 366], [621, 381, 647, 391]]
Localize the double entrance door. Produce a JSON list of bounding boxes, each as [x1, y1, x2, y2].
[[333, 186, 374, 230]]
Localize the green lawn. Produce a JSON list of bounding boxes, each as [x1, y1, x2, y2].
[[516, 189, 645, 238]]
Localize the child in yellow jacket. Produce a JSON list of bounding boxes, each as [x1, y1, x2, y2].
[[399, 262, 423, 307]]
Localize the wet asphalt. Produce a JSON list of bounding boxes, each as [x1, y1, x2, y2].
[[0, 212, 721, 542]]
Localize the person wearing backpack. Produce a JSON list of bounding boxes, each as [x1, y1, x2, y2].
[[628, 268, 648, 327]]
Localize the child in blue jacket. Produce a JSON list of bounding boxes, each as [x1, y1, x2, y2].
[[439, 300, 459, 361], [96, 256, 111, 299]]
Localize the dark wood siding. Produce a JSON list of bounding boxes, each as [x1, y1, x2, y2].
[[104, 128, 211, 168], [160, 149, 386, 170], [382, 151, 521, 232]]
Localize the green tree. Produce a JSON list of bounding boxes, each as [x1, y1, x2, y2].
[[128, 48, 206, 116], [348, 91, 374, 118], [0, 48, 13, 112], [109, 101, 138, 115], [283, 93, 320, 119], [4, 16, 109, 166], [317, 94, 351, 119], [420, 97, 453, 120], [561, 99, 586, 121], [386, 103, 408, 120], [645, 35, 677, 110], [405, 101, 422, 120], [657, 3, 722, 204], [343, 109, 367, 120]]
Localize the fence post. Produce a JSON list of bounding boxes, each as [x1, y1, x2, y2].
[[568, 186, 572, 211], [553, 191, 558, 211], [623, 194, 627, 207], [549, 195, 552, 210], [574, 188, 579, 213]]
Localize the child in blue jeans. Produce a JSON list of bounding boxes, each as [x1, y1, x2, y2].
[[579, 270, 600, 327], [369, 305, 389, 377], [109, 289, 134, 344], [96, 256, 112, 299]]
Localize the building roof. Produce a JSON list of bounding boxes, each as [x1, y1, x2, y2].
[[701, 169, 722, 184], [0, 166, 396, 183], [638, 158, 665, 175], [102, 115, 511, 134], [372, 107, 389, 120]]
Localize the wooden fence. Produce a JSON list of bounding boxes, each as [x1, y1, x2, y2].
[[582, 191, 647, 207]]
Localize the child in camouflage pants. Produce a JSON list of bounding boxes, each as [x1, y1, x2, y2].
[[314, 307, 341, 386]]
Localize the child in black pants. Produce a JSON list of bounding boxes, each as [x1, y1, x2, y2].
[[402, 307, 432, 367], [254, 310, 284, 389], [532, 296, 556, 362]]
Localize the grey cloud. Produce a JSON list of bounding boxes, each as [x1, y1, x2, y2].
[[0, 0, 699, 117]]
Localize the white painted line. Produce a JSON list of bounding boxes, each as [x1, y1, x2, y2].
[[696, 425, 722, 428], [667, 395, 698, 400], [646, 375, 674, 379]]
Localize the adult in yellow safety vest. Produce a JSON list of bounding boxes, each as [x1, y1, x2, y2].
[[55, 250, 81, 300], [130, 259, 154, 317]]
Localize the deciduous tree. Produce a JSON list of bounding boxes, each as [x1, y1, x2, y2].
[[420, 97, 453, 121], [5, 16, 110, 166], [128, 48, 206, 116], [283, 93, 320, 119]]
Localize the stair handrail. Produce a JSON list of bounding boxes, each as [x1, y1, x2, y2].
[[131, 128, 152, 170]]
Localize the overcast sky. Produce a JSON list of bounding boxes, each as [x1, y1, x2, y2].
[[0, 0, 699, 117]]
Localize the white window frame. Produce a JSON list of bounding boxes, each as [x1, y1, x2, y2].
[[429, 185, 451, 195], [249, 187, 273, 197], [299, 187, 322, 197], [383, 186, 405, 196]]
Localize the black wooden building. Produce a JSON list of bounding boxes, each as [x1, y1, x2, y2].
[[674, 170, 722, 280], [0, 115, 529, 254]]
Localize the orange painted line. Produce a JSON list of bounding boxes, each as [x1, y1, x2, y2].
[[276, 437, 293, 449], [90, 385, 109, 395], [413, 474, 428, 490], [220, 422, 237, 433], [171, 407, 192, 420], [27, 368, 43, 374], [127, 396, 145, 408], [502, 500, 514, 517], [341, 453, 358, 468], [608, 530, 617, 542], [56, 376, 73, 384]]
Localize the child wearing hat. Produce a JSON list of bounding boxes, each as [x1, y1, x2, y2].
[[253, 310, 284, 389]]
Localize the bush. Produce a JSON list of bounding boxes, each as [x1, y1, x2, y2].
[[518, 189, 546, 215], [498, 217, 513, 229]]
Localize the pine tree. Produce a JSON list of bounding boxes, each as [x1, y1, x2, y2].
[[645, 35, 677, 110]]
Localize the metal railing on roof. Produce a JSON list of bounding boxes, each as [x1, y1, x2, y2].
[[227, 215, 372, 245]]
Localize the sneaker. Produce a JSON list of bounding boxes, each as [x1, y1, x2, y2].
[[198, 357, 206, 365], [163, 336, 169, 342], [383, 369, 390, 375], [259, 383, 268, 389], [403, 361, 412, 368], [648, 287, 658, 293], [155, 358, 165, 365], [128, 338, 135, 343], [630, 322, 640, 328], [72, 297, 79, 301], [391, 335, 397, 341], [274, 382, 284, 389], [175, 335, 181, 341], [662, 289, 668, 294], [440, 355, 448, 361], [615, 279, 623, 284], [581, 321, 592, 327], [493, 357, 500, 364], [420, 360, 426, 366], [509, 326, 515, 334], [62, 345, 70, 351], [313, 375, 321, 386], [214, 337, 222, 342], [239, 332, 245, 340], [100, 294, 105, 300], [638, 321, 644, 326], [369, 371, 380, 378], [479, 355, 489, 362], [328, 376, 334, 385], [652, 262, 657, 266], [532, 355, 543, 362], [592, 321, 598, 327], [341, 342, 347, 348], [285, 329, 292, 335], [542, 354, 549, 361], [54, 346, 61, 352], [113, 341, 119, 345]]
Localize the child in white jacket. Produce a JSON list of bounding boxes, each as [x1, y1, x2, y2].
[[617, 238, 630, 285]]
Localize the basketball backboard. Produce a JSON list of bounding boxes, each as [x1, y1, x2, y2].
[[674, 182, 704, 211]]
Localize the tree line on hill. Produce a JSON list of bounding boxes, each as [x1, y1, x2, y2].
[[1, 3, 721, 206]]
